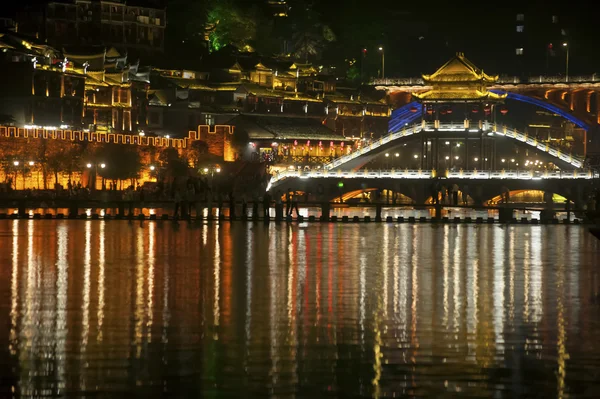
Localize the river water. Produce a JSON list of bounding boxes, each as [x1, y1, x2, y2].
[[0, 221, 599, 398]]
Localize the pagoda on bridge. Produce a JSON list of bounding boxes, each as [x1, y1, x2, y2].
[[414, 53, 506, 104]]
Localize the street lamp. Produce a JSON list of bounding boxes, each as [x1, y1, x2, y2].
[[563, 42, 569, 82], [150, 165, 156, 171], [86, 162, 106, 190], [378, 46, 385, 79]]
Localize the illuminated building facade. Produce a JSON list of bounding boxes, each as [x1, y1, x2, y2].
[[0, 33, 85, 128], [64, 46, 150, 133]]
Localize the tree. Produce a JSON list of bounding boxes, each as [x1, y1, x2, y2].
[[159, 147, 189, 179], [96, 144, 142, 188], [288, 0, 336, 63], [206, 0, 259, 52]]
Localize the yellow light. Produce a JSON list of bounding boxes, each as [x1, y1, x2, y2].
[[100, 163, 106, 169]]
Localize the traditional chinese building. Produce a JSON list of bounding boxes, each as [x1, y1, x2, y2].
[[227, 114, 354, 167], [0, 32, 85, 128], [64, 46, 149, 133]]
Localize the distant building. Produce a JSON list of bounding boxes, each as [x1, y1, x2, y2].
[[0, 32, 85, 128], [504, 8, 569, 76], [16, 0, 166, 57]]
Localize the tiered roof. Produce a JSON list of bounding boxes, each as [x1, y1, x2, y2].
[[414, 53, 506, 103]]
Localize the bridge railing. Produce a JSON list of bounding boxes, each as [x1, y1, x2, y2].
[[370, 75, 600, 86], [269, 168, 598, 188]]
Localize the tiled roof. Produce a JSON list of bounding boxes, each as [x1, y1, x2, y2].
[[229, 114, 350, 141]]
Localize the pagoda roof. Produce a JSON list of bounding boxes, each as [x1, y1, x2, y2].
[[422, 52, 498, 84], [414, 53, 506, 103]]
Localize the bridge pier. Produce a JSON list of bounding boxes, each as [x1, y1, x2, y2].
[[321, 202, 331, 221]]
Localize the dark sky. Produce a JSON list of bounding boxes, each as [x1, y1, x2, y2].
[[5, 0, 600, 75]]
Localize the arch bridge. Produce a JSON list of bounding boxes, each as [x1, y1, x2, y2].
[[323, 122, 584, 172]]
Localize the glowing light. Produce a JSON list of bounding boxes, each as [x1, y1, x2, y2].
[[100, 163, 106, 169], [395, 153, 399, 157], [203, 168, 209, 173], [28, 161, 34, 166], [86, 163, 92, 168], [445, 156, 450, 160], [455, 156, 459, 160], [445, 141, 450, 145], [385, 153, 389, 157], [456, 143, 461, 147], [139, 132, 145, 137], [413, 154, 418, 159], [150, 165, 156, 171], [216, 168, 221, 173], [13, 161, 19, 166], [501, 159, 506, 163], [474, 157, 479, 161]]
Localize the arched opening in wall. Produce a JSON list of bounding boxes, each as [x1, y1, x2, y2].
[[487, 190, 567, 205], [424, 190, 474, 206], [278, 190, 307, 202], [333, 188, 414, 204]]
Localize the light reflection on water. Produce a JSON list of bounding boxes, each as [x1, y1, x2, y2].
[[0, 221, 599, 397]]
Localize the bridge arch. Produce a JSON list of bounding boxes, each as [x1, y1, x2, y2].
[[491, 91, 591, 130], [486, 189, 568, 206], [327, 122, 584, 172], [334, 187, 416, 204], [390, 93, 591, 133]]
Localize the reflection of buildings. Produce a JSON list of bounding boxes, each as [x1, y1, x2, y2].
[[3, 222, 596, 397]]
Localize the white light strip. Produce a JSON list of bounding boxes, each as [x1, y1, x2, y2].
[[268, 169, 597, 186]]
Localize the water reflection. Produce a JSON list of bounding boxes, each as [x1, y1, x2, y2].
[[0, 221, 599, 398]]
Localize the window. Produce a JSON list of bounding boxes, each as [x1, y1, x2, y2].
[[516, 25, 524, 33], [205, 114, 215, 126], [515, 48, 524, 56], [516, 13, 524, 21], [552, 15, 558, 23]]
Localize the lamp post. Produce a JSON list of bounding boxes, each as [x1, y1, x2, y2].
[[86, 162, 106, 190], [378, 46, 385, 79], [563, 42, 569, 82]]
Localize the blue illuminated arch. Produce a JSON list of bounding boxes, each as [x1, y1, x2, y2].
[[388, 101, 422, 132], [491, 91, 590, 131]]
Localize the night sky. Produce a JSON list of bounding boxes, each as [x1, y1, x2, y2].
[[4, 0, 599, 76]]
